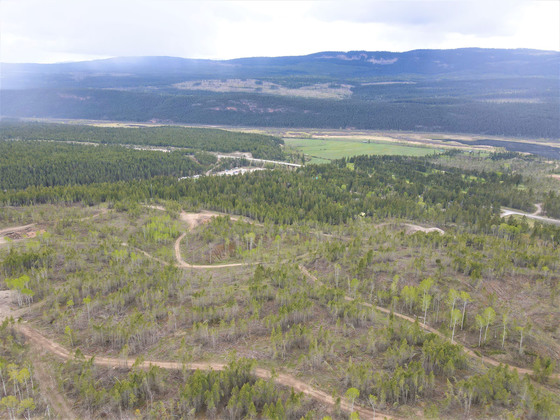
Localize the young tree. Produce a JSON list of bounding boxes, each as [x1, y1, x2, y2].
[[447, 289, 459, 327], [501, 310, 509, 349], [459, 291, 471, 330], [475, 314, 485, 347], [482, 307, 496, 344], [516, 321, 532, 355], [368, 394, 378, 420], [421, 294, 432, 325], [345, 387, 360, 413], [451, 309, 462, 343], [533, 356, 556, 383]]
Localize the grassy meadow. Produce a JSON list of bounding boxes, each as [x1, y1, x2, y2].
[[285, 137, 439, 163]]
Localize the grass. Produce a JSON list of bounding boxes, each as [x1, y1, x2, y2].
[[285, 137, 439, 163]]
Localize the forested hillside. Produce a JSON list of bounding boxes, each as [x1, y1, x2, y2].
[[2, 48, 558, 138]]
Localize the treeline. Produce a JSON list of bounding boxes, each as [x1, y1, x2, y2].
[[0, 122, 285, 160], [543, 190, 560, 219], [2, 87, 558, 138], [0, 141, 205, 189], [1, 154, 552, 238]]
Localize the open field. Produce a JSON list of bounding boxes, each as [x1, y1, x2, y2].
[[285, 137, 438, 162], [11, 117, 560, 159]]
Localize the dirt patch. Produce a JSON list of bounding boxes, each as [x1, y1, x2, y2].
[[403, 223, 444, 235], [0, 223, 36, 236], [0, 223, 45, 241], [0, 290, 17, 321], [549, 174, 560, 181]]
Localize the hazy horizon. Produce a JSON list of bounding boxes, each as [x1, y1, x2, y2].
[[1, 0, 558, 64]]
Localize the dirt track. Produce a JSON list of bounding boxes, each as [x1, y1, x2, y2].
[[175, 209, 258, 268], [2, 207, 557, 418], [0, 218, 386, 418], [501, 205, 560, 226], [14, 323, 387, 419], [297, 266, 559, 380]]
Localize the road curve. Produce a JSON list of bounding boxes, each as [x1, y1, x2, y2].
[[174, 232, 256, 269], [501, 205, 560, 226]]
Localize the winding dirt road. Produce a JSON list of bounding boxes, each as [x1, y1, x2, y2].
[[0, 218, 387, 418], [501, 204, 560, 226], [12, 323, 388, 419], [297, 266, 559, 380]]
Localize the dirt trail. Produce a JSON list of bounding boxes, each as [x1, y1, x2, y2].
[[297, 266, 559, 379], [14, 324, 392, 419], [402, 223, 444, 235], [0, 223, 37, 245], [532, 203, 543, 216], [174, 209, 258, 269], [0, 223, 36, 236], [0, 293, 76, 419], [174, 232, 255, 269], [29, 348, 78, 419], [501, 204, 560, 226]]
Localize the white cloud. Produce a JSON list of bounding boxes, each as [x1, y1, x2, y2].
[[0, 0, 558, 63]]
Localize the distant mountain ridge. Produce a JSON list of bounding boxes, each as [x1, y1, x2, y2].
[[2, 48, 559, 88], [1, 48, 558, 138]]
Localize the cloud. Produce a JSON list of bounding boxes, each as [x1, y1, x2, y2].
[[308, 0, 525, 36], [0, 0, 558, 63]]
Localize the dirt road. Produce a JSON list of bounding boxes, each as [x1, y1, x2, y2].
[[173, 209, 257, 268], [297, 266, 559, 380], [15, 323, 391, 419], [501, 204, 560, 226]]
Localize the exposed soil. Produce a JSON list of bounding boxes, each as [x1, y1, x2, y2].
[[403, 223, 444, 235], [0, 290, 19, 321]]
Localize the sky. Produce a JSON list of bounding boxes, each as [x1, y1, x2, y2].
[[1, 0, 558, 63]]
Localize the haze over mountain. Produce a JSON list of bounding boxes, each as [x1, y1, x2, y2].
[[1, 48, 559, 138]]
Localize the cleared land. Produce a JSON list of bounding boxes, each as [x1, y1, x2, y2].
[[173, 79, 353, 100], [285, 137, 437, 163]]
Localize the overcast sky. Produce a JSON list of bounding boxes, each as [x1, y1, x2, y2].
[[1, 0, 558, 63]]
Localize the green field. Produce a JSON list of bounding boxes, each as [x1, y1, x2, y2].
[[285, 137, 438, 163]]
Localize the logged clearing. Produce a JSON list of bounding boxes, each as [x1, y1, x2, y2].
[[173, 79, 353, 99]]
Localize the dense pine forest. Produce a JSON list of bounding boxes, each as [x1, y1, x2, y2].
[[1, 123, 559, 419], [0, 122, 285, 160]]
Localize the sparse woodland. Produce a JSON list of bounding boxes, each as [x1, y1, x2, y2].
[[1, 125, 559, 419]]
